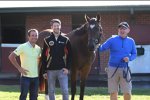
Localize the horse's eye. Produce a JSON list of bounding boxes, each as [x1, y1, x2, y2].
[[95, 39, 99, 44]]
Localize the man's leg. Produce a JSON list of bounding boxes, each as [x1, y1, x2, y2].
[[123, 93, 131, 100], [107, 67, 120, 100], [120, 68, 132, 100], [47, 70, 57, 100], [58, 70, 69, 100], [110, 92, 118, 100], [29, 77, 39, 100], [20, 76, 30, 100]]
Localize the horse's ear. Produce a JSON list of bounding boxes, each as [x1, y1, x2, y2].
[[85, 14, 90, 22], [96, 14, 101, 22]]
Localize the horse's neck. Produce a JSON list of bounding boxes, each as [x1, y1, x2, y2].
[[67, 24, 96, 55]]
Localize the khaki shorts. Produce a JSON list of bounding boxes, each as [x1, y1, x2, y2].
[[106, 66, 132, 94]]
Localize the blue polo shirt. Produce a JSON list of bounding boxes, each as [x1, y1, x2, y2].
[[99, 35, 137, 68]]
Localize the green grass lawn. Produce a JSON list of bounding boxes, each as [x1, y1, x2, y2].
[[0, 85, 150, 100]]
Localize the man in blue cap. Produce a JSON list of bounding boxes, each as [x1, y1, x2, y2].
[[99, 22, 137, 100]]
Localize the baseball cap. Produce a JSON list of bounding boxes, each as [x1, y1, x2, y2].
[[118, 22, 130, 29], [50, 19, 61, 25]]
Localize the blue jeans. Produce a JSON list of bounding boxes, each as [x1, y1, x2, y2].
[[47, 70, 69, 100], [20, 76, 39, 100]]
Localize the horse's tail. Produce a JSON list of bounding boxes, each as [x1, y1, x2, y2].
[[38, 58, 44, 91], [39, 62, 46, 92], [37, 29, 53, 92]]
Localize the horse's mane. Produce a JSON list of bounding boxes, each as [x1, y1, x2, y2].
[[40, 22, 88, 37], [69, 23, 87, 36], [40, 29, 66, 36]]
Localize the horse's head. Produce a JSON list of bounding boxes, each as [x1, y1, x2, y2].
[[85, 14, 103, 51]]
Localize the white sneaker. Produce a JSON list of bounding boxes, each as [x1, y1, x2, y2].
[[45, 95, 49, 100]]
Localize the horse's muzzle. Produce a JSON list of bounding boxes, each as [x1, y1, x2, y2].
[[88, 44, 96, 51]]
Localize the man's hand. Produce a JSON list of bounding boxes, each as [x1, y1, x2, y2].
[[43, 73, 48, 79], [123, 57, 129, 62], [18, 67, 29, 75], [62, 68, 69, 75]]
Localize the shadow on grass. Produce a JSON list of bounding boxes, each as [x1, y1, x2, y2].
[[0, 85, 20, 92], [40, 86, 150, 96], [0, 85, 150, 96]]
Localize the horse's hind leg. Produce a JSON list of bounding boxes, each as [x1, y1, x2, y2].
[[45, 80, 49, 100], [71, 70, 78, 100]]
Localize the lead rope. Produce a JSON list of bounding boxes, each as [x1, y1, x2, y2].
[[123, 63, 132, 82], [97, 48, 101, 74], [108, 66, 119, 79]]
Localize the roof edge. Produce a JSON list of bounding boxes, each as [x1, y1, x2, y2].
[[0, 5, 150, 13]]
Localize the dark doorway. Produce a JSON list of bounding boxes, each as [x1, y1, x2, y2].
[[1, 14, 25, 44], [0, 14, 25, 72], [72, 14, 85, 30], [0, 16, 1, 71]]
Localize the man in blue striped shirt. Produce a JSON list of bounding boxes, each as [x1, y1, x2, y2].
[[99, 22, 137, 100]]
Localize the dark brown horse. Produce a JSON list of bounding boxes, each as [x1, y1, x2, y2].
[[37, 14, 103, 100], [69, 15, 103, 100]]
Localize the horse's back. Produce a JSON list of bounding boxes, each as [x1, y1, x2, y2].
[[37, 29, 52, 47]]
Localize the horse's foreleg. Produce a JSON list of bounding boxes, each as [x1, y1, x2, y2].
[[71, 70, 77, 100], [79, 66, 91, 100], [80, 79, 86, 100]]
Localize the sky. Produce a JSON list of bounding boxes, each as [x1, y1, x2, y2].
[[0, 1, 150, 8]]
